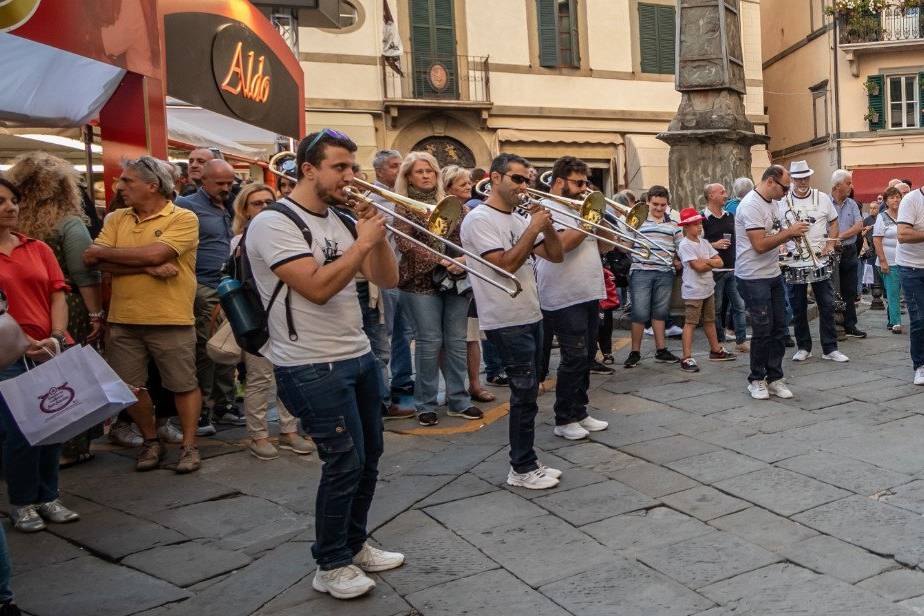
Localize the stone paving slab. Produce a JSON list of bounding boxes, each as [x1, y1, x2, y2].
[[660, 486, 750, 521], [196, 452, 320, 514], [2, 520, 85, 575], [776, 451, 913, 495], [818, 416, 924, 474], [712, 467, 851, 517], [405, 569, 571, 616], [255, 574, 411, 616], [775, 534, 897, 583], [636, 530, 780, 589], [619, 434, 720, 464], [414, 473, 498, 508], [636, 380, 726, 404], [423, 490, 549, 535], [696, 563, 818, 604], [367, 473, 456, 530], [538, 558, 715, 616], [604, 460, 701, 497], [708, 507, 819, 551], [665, 450, 768, 484], [122, 542, 253, 588], [857, 569, 924, 602], [878, 478, 924, 514], [722, 432, 812, 463], [581, 506, 713, 557], [532, 479, 657, 525]]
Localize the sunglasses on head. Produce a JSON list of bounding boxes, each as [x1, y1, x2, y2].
[[503, 172, 530, 185], [137, 157, 164, 191], [303, 128, 355, 156]]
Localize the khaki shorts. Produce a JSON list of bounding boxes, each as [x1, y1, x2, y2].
[[105, 324, 198, 392], [466, 317, 483, 343], [684, 295, 716, 326]]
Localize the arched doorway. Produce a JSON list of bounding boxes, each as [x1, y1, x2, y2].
[[412, 136, 475, 168]]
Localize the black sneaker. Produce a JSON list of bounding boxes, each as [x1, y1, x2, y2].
[[624, 351, 641, 368], [486, 375, 509, 386], [417, 411, 439, 426], [448, 406, 484, 421], [196, 415, 216, 436], [680, 358, 699, 372], [590, 361, 615, 375], [784, 336, 796, 348], [844, 328, 867, 339], [655, 348, 680, 363], [215, 410, 246, 426]]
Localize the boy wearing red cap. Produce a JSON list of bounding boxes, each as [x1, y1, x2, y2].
[[677, 207, 736, 372]]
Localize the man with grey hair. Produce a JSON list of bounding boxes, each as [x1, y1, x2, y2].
[[84, 156, 203, 473], [830, 168, 867, 338], [725, 177, 754, 215]]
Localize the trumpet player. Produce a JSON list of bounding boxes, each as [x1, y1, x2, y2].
[[460, 153, 565, 490], [536, 156, 611, 441], [780, 161, 847, 363]]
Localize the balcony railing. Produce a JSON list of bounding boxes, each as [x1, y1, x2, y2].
[[838, 5, 923, 44], [383, 53, 490, 104]]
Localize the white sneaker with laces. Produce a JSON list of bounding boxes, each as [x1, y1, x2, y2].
[[821, 350, 849, 362], [792, 349, 811, 362], [915, 367, 924, 385], [644, 327, 654, 336], [507, 467, 559, 490], [767, 379, 794, 399], [748, 380, 770, 400], [539, 463, 562, 479], [665, 325, 684, 337], [312, 565, 375, 599], [579, 415, 608, 432], [157, 420, 184, 444], [109, 421, 143, 448], [352, 543, 405, 572], [553, 422, 590, 440]]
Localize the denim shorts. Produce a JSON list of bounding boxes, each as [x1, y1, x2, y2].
[[629, 269, 674, 323]]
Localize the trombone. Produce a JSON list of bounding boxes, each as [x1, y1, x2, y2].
[[267, 152, 523, 298]]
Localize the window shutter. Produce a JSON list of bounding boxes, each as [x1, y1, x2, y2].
[[639, 4, 660, 74], [656, 5, 676, 74], [866, 74, 885, 130], [568, 0, 580, 67], [537, 0, 559, 68], [433, 0, 457, 95], [919, 72, 924, 128]]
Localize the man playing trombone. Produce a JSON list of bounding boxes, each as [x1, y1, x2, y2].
[[461, 153, 565, 490], [536, 156, 612, 441]]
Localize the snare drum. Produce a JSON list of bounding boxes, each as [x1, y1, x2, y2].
[[779, 254, 834, 285]]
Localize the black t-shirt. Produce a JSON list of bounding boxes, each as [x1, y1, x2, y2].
[[702, 209, 736, 269]]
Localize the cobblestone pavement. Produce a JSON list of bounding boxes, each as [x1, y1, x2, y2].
[[8, 305, 924, 615]]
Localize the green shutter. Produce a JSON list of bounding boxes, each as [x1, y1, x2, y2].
[[639, 4, 660, 73], [919, 72, 924, 128], [567, 0, 580, 67], [867, 74, 885, 130], [656, 5, 675, 74], [537, 0, 559, 68], [410, 0, 457, 99]]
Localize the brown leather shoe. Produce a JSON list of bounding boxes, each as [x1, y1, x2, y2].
[[136, 439, 165, 472], [176, 445, 201, 474], [384, 404, 414, 421]]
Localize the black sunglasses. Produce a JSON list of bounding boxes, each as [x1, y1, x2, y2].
[[772, 177, 790, 194], [304, 128, 355, 156], [503, 172, 530, 185], [565, 178, 589, 188]]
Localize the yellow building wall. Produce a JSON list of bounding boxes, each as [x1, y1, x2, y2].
[[760, 0, 818, 61], [586, 1, 633, 73], [464, 0, 531, 65]]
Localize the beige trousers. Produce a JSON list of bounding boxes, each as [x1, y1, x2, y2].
[[243, 351, 298, 440]]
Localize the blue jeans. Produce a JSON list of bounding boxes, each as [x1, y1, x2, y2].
[[0, 360, 62, 506], [629, 269, 673, 323], [481, 338, 504, 379], [542, 300, 597, 426], [736, 276, 787, 384], [274, 352, 383, 570], [0, 523, 10, 604], [381, 288, 414, 398], [880, 265, 902, 328], [485, 322, 543, 474], [357, 281, 390, 407], [901, 266, 924, 369], [714, 271, 747, 344], [401, 291, 471, 414], [788, 279, 838, 354]]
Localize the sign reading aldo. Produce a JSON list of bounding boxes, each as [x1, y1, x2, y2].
[[212, 23, 273, 122]]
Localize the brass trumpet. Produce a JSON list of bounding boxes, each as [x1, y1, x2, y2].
[[267, 151, 523, 298]]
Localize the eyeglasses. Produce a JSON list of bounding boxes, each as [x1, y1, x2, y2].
[[137, 157, 164, 192], [248, 199, 275, 208], [771, 177, 790, 194], [503, 172, 530, 185], [303, 128, 354, 157], [566, 178, 589, 188]]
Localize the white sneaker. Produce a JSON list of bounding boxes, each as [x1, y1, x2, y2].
[[821, 350, 849, 362], [767, 379, 794, 399], [108, 421, 143, 448], [579, 416, 608, 432], [352, 543, 405, 572], [312, 565, 375, 599], [792, 349, 811, 362], [644, 327, 654, 336], [157, 420, 184, 444], [538, 463, 562, 479], [665, 325, 684, 337], [553, 422, 590, 440], [915, 367, 924, 385], [507, 467, 559, 490], [748, 380, 770, 400]]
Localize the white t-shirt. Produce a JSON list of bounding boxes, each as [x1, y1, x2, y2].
[[246, 198, 370, 366], [735, 190, 784, 280], [678, 236, 718, 300], [779, 189, 838, 254], [534, 199, 605, 311], [872, 211, 899, 267], [459, 204, 542, 330], [897, 188, 924, 268]]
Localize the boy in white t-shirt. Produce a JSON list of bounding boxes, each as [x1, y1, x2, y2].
[[676, 208, 736, 372]]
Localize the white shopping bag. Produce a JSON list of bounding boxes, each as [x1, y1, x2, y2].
[[0, 345, 137, 446], [863, 263, 875, 285]]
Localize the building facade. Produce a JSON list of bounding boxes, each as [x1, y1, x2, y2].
[[295, 0, 769, 195], [761, 0, 924, 202]]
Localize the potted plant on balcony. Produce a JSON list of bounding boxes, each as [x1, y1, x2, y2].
[[864, 79, 881, 96], [827, 0, 888, 42], [864, 106, 881, 126]]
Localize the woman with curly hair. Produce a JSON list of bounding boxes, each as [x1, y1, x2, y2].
[[6, 152, 103, 467]]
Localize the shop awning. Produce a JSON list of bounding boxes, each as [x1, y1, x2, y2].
[[851, 166, 924, 204], [496, 129, 623, 146], [624, 134, 669, 190]]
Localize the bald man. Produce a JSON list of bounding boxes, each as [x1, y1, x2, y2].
[[182, 147, 215, 196], [176, 159, 246, 433]]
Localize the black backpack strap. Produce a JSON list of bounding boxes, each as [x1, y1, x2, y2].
[[331, 206, 358, 239]]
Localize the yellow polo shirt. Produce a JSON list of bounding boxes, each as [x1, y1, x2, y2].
[[96, 203, 199, 325]]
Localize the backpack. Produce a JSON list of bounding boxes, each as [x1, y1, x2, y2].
[[224, 201, 356, 356]]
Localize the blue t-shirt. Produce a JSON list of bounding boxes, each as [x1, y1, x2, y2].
[[175, 188, 232, 288]]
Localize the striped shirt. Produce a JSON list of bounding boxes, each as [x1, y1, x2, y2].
[[630, 217, 680, 272]]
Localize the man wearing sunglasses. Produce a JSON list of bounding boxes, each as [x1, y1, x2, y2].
[[734, 165, 810, 400], [460, 153, 565, 490], [246, 129, 404, 599], [535, 156, 612, 442]]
